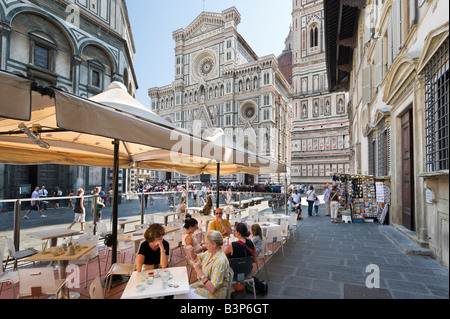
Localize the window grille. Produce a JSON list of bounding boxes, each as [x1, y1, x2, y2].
[[378, 118, 386, 176], [424, 38, 449, 172], [368, 132, 377, 176]]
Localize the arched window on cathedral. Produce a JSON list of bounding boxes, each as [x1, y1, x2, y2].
[[310, 25, 319, 48]]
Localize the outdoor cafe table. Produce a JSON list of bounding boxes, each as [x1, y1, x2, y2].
[[24, 245, 95, 299], [192, 215, 215, 231], [264, 214, 291, 225], [117, 226, 180, 253], [186, 207, 203, 215], [27, 228, 81, 248], [121, 266, 190, 299], [153, 211, 181, 226], [222, 207, 245, 220], [246, 221, 281, 236], [118, 217, 141, 230]]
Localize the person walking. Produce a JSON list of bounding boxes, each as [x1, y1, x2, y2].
[[306, 185, 316, 217], [68, 188, 86, 231], [323, 184, 331, 216], [38, 185, 49, 210], [91, 186, 105, 222], [314, 194, 320, 216], [328, 185, 341, 223], [23, 186, 47, 219]]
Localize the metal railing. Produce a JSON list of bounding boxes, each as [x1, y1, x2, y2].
[[0, 190, 289, 265]]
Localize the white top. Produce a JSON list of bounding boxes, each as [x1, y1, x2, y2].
[[306, 190, 316, 201], [182, 233, 202, 252], [292, 192, 301, 204]]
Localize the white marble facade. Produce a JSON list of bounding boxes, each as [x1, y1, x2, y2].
[[290, 0, 350, 189], [149, 7, 292, 184]]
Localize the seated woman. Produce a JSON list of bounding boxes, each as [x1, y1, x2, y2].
[[136, 224, 169, 274], [182, 218, 206, 254], [250, 224, 263, 257], [175, 230, 231, 299], [200, 195, 213, 216], [177, 196, 189, 218], [223, 223, 256, 262]]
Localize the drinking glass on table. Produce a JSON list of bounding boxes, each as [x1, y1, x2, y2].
[[161, 273, 169, 289]]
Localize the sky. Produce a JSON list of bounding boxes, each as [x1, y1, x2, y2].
[[126, 0, 292, 107]]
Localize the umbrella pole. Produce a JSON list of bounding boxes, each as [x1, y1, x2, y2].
[[111, 139, 119, 265], [216, 162, 220, 210], [105, 139, 128, 288]]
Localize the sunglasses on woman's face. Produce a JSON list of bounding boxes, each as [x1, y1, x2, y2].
[[215, 212, 223, 215]]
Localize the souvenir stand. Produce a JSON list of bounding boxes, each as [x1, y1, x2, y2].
[[330, 174, 378, 223], [375, 180, 390, 225], [330, 174, 351, 218], [348, 175, 377, 222]]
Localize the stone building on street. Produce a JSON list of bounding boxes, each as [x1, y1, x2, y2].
[[324, 0, 449, 267]]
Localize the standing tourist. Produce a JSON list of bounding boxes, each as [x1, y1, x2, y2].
[[323, 184, 331, 216], [314, 194, 320, 216], [306, 185, 316, 217], [68, 188, 85, 231], [328, 185, 341, 223], [91, 187, 105, 222], [38, 185, 49, 210]]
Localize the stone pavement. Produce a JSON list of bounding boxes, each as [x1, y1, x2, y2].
[[241, 204, 449, 299]]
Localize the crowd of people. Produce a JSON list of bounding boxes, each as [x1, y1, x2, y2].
[[20, 178, 343, 299], [134, 206, 266, 299]]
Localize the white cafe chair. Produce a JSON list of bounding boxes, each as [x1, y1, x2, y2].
[[89, 276, 104, 299], [3, 237, 39, 271], [248, 209, 259, 223], [0, 240, 19, 298], [255, 238, 269, 281], [265, 226, 284, 257], [229, 256, 256, 299], [68, 234, 101, 288], [167, 230, 183, 266], [17, 267, 65, 299]]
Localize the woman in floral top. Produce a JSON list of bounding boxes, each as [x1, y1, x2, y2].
[[177, 230, 231, 299]]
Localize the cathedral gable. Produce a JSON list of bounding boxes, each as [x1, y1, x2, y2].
[[184, 14, 225, 40]]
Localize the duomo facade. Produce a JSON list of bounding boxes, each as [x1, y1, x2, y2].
[[149, 7, 292, 184]]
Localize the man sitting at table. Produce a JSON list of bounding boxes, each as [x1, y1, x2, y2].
[[136, 224, 169, 273], [208, 208, 232, 238]]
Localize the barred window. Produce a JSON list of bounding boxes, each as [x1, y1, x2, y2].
[[368, 132, 377, 176], [425, 38, 449, 172], [377, 118, 391, 176]]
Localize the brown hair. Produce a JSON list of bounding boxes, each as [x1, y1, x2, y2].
[[251, 224, 263, 239], [144, 224, 165, 242]]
